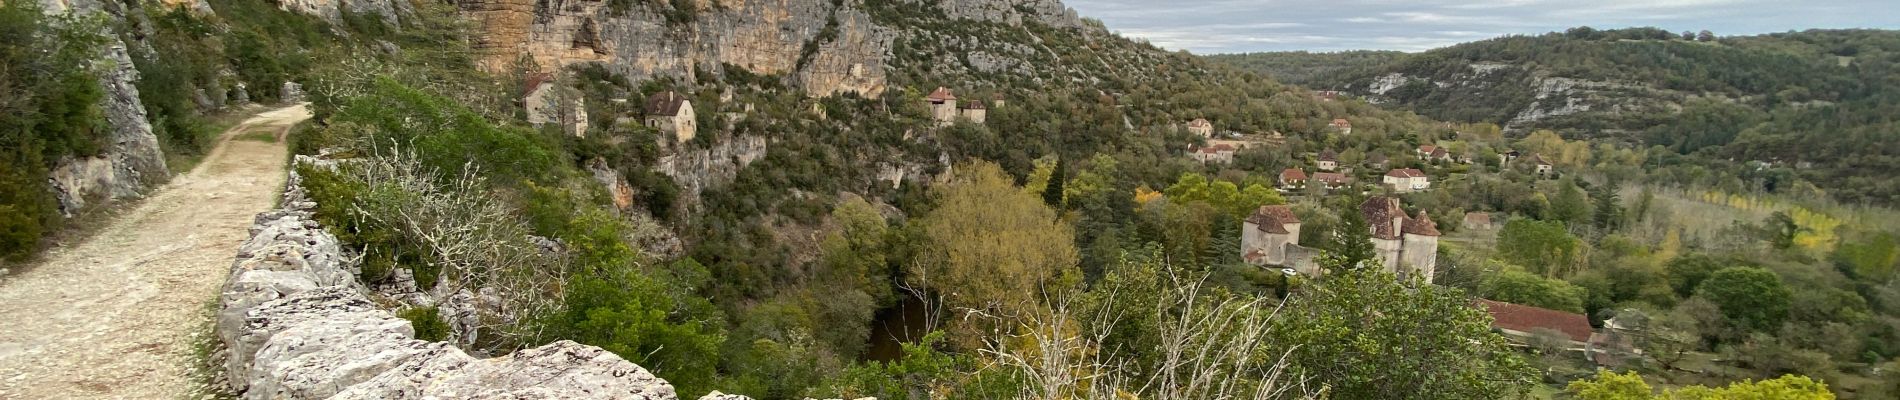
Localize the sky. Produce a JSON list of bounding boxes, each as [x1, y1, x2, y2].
[[1062, 0, 1900, 54]]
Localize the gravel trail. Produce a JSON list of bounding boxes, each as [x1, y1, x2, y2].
[[0, 104, 311, 399]]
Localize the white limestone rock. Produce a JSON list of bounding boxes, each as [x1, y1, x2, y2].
[[332, 340, 678, 400]]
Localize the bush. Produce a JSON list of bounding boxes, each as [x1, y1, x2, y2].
[[399, 306, 450, 342]]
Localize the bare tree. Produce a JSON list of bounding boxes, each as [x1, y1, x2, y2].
[[335, 144, 568, 349], [974, 267, 1314, 400]]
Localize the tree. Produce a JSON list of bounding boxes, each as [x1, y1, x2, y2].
[[1742, 211, 1802, 250], [912, 161, 1078, 336], [1697, 30, 1716, 42], [1695, 267, 1792, 332], [1832, 231, 1898, 282], [1275, 268, 1534, 399], [1568, 369, 1833, 400], [1665, 253, 1725, 297], [1497, 218, 1581, 276], [1479, 265, 1587, 312], [1324, 200, 1377, 269], [1042, 157, 1068, 208], [1591, 182, 1623, 232], [1548, 180, 1592, 226], [821, 196, 895, 305]]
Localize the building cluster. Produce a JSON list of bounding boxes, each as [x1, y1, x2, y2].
[[1241, 196, 1439, 283], [925, 87, 990, 126]]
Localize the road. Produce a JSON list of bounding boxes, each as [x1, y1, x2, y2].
[[0, 104, 311, 399]]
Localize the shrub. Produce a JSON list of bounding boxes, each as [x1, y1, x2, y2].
[[399, 306, 450, 342]]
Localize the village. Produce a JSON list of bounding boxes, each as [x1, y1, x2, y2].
[[522, 76, 1643, 371]]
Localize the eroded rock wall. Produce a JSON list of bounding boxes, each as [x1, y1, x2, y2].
[[39, 0, 170, 217], [215, 164, 681, 399]]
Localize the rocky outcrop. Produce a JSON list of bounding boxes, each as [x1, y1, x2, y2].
[[215, 167, 681, 399], [658, 133, 768, 204], [277, 0, 406, 26], [39, 0, 170, 217]]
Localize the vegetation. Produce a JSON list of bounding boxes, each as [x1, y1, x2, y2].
[[0, 1, 107, 261]]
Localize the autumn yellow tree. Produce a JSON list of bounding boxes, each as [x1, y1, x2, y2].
[[912, 161, 1079, 345]]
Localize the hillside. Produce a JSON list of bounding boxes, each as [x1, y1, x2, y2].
[[1212, 28, 1900, 205], [6, 0, 1897, 399], [1203, 50, 1405, 88]]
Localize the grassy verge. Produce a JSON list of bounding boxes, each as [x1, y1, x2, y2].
[[186, 299, 237, 400]]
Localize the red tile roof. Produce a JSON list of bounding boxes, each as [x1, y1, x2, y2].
[[645, 91, 690, 117], [1319, 150, 1338, 162], [1281, 168, 1308, 181], [962, 100, 986, 110], [926, 87, 957, 102], [522, 73, 554, 97], [1247, 205, 1301, 234], [1313, 172, 1349, 184], [1404, 210, 1441, 236], [1526, 153, 1552, 165], [1331, 118, 1351, 128], [1477, 299, 1594, 343], [1419, 145, 1437, 154], [1362, 196, 1405, 240]]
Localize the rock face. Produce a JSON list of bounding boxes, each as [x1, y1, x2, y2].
[[658, 133, 768, 206], [216, 166, 682, 399], [276, 0, 406, 25], [39, 0, 170, 217], [444, 0, 1085, 97]]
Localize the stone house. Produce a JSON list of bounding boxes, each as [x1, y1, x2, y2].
[[1463, 212, 1495, 230], [1242, 205, 1321, 275], [1314, 90, 1341, 102], [1279, 168, 1308, 189], [1186, 118, 1214, 138], [960, 100, 987, 124], [1416, 145, 1437, 160], [926, 87, 959, 126], [645, 91, 696, 144], [1382, 168, 1429, 193], [1313, 172, 1351, 190], [1363, 196, 1440, 281], [1527, 153, 1554, 176], [1192, 144, 1236, 164], [523, 73, 557, 126], [1318, 150, 1339, 172], [1330, 118, 1353, 134]]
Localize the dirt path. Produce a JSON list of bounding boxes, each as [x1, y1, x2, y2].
[[0, 104, 311, 399]]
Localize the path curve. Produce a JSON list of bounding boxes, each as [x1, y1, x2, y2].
[[0, 104, 312, 399]]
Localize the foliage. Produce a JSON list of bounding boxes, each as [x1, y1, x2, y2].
[[911, 161, 1078, 343], [1566, 369, 1834, 400], [0, 1, 106, 260], [1695, 267, 1793, 332], [399, 307, 450, 342], [1274, 268, 1535, 399], [1497, 218, 1582, 276], [542, 271, 726, 395], [1479, 264, 1587, 313]]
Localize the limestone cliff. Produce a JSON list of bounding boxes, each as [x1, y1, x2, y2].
[[449, 0, 1086, 96]]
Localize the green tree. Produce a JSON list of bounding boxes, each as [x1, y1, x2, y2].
[[1695, 267, 1792, 332], [1665, 253, 1725, 298], [912, 161, 1078, 333], [821, 196, 896, 305], [1497, 218, 1581, 276], [1041, 157, 1068, 208], [1832, 231, 1898, 282], [547, 272, 726, 395], [1323, 201, 1377, 269], [1275, 268, 1535, 399], [1591, 182, 1624, 232], [1548, 180, 1593, 226], [1478, 265, 1587, 313], [1568, 369, 1833, 400]]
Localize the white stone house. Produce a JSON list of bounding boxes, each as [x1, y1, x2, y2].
[[645, 91, 696, 144], [1187, 118, 1213, 138], [1383, 168, 1430, 193]]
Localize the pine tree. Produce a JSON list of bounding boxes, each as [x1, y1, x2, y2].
[[1042, 157, 1068, 208], [1327, 199, 1378, 270]]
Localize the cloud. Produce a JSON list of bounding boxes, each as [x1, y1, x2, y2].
[[1061, 0, 1900, 53]]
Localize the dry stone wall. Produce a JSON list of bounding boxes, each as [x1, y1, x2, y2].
[[214, 163, 681, 399]]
